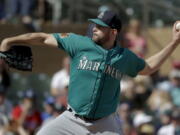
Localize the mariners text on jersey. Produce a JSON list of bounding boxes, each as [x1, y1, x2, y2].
[[77, 56, 123, 80]]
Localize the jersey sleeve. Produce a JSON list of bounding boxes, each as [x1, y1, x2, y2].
[[124, 49, 146, 77], [52, 33, 80, 57]]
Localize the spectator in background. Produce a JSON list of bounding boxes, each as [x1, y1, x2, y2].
[[154, 61, 180, 106], [157, 110, 172, 131], [147, 89, 173, 114], [153, 61, 180, 97], [169, 68, 180, 107], [121, 76, 152, 110], [5, 0, 37, 31], [46, 0, 62, 25], [120, 77, 137, 109], [133, 76, 152, 109], [5, 0, 33, 20], [137, 123, 155, 135], [36, 0, 45, 26], [133, 111, 155, 135], [11, 89, 42, 135], [0, 85, 12, 119], [133, 111, 153, 128], [150, 70, 168, 88], [0, 59, 10, 90], [158, 108, 180, 135], [124, 19, 148, 58], [0, 85, 10, 134], [55, 80, 68, 108], [118, 103, 132, 125], [118, 103, 134, 135], [0, 113, 9, 134], [50, 56, 70, 97], [41, 96, 55, 122], [173, 60, 180, 69], [0, 0, 6, 24], [42, 101, 66, 127], [121, 123, 134, 135], [5, 119, 29, 135]]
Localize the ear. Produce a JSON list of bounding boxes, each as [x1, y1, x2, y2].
[[112, 29, 118, 35]]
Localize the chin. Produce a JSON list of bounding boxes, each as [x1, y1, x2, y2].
[[92, 36, 97, 41], [92, 33, 99, 39]]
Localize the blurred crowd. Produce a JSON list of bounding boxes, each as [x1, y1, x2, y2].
[[0, 0, 63, 31], [0, 5, 179, 135], [0, 55, 180, 135], [0, 58, 67, 135]]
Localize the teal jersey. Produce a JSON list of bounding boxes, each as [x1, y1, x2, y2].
[[53, 33, 145, 119]]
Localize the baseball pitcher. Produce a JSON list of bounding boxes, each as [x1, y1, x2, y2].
[[0, 11, 180, 135]]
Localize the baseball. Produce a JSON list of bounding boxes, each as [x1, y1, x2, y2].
[[175, 22, 180, 30]]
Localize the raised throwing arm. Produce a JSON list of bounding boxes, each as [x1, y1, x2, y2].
[[139, 21, 180, 75]]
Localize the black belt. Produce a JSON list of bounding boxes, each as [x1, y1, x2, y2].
[[67, 108, 102, 122]]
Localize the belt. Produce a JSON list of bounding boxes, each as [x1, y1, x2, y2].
[[67, 108, 102, 122]]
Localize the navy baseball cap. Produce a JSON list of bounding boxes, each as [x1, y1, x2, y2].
[[88, 10, 122, 30], [45, 96, 55, 105]]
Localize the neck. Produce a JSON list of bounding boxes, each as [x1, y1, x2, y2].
[[102, 39, 115, 50]]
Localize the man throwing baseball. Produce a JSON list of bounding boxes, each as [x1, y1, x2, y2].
[[1, 11, 180, 135]]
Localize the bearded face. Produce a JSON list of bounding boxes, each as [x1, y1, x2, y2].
[[92, 24, 111, 45]]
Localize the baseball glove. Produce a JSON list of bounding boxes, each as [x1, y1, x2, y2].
[[0, 45, 33, 71]]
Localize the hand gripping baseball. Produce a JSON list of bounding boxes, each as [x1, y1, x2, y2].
[[173, 21, 180, 45]]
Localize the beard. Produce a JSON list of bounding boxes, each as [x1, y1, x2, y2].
[[92, 33, 100, 43], [92, 33, 110, 45]]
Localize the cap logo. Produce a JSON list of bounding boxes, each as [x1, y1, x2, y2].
[[98, 12, 105, 19]]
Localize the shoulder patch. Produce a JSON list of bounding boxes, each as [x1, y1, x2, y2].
[[59, 33, 70, 38]]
